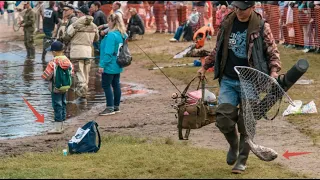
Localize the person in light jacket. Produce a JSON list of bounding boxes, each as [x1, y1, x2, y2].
[[64, 5, 99, 102], [98, 13, 127, 116]]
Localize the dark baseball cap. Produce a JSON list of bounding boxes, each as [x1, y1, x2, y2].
[[231, 1, 255, 10], [78, 5, 90, 15], [46, 41, 64, 52]]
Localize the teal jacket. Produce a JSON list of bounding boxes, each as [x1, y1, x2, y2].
[[99, 30, 127, 74]]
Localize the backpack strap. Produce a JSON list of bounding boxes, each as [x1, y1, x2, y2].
[[93, 121, 101, 149], [52, 62, 57, 90]]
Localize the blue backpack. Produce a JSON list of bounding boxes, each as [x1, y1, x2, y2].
[[68, 121, 101, 154]]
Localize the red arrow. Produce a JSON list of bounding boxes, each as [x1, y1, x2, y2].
[[22, 97, 44, 123], [283, 150, 312, 160]]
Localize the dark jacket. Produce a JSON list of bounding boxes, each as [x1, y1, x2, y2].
[[43, 7, 59, 31], [203, 11, 281, 81], [93, 9, 107, 27], [128, 14, 145, 35]]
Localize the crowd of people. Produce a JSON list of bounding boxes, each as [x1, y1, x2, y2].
[[2, 1, 139, 134], [0, 0, 319, 175]]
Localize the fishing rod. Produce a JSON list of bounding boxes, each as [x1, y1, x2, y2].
[[69, 57, 98, 61], [3, 62, 48, 69], [2, 56, 98, 69], [132, 41, 182, 94], [148, 63, 197, 70]]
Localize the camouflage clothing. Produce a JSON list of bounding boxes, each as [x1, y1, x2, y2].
[[56, 13, 78, 58], [186, 49, 211, 57], [22, 8, 36, 59], [203, 11, 281, 81], [64, 15, 99, 98]]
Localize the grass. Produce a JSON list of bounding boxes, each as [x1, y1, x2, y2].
[[0, 135, 308, 179], [15, 32, 316, 178], [276, 45, 320, 146], [129, 33, 320, 146]]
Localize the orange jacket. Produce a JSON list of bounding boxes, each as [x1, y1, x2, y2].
[[42, 55, 74, 92], [193, 25, 213, 49]]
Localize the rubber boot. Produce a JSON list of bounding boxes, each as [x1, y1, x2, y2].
[[47, 122, 64, 134], [224, 128, 239, 165], [215, 103, 239, 166], [29, 47, 35, 60], [232, 134, 250, 174]]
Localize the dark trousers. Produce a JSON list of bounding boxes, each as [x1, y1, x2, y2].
[[128, 25, 143, 38], [24, 29, 35, 50], [174, 25, 184, 40], [51, 92, 67, 122], [43, 28, 53, 38], [101, 73, 121, 109]]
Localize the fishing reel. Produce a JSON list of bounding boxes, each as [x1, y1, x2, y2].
[[171, 92, 179, 99], [171, 92, 189, 111]]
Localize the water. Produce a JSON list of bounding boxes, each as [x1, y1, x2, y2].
[[0, 42, 153, 140]]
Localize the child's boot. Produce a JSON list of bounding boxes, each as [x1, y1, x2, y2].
[[48, 122, 64, 134]]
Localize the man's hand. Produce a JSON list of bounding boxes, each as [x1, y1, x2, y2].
[[98, 68, 104, 74], [100, 31, 105, 36], [197, 67, 207, 77], [270, 71, 279, 78]]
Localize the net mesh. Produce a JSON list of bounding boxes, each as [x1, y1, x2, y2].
[[234, 66, 293, 140], [234, 66, 294, 161]]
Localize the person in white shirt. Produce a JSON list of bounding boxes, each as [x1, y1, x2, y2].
[[169, 7, 199, 42], [98, 1, 124, 37]]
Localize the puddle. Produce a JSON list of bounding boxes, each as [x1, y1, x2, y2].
[[0, 42, 155, 139]]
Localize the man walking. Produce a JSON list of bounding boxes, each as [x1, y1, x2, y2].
[[20, 1, 36, 60], [197, 1, 281, 174]]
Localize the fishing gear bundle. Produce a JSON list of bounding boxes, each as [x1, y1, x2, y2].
[[133, 41, 218, 140], [171, 76, 218, 140]]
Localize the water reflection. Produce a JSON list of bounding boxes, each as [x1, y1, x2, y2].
[[0, 43, 154, 139], [23, 59, 35, 84]]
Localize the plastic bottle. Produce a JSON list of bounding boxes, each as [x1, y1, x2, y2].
[[63, 149, 68, 156]]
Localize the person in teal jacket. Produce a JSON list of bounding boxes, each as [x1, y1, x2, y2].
[[98, 13, 127, 116]]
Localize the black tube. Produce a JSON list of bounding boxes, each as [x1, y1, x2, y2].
[[280, 59, 309, 91], [254, 59, 309, 120]]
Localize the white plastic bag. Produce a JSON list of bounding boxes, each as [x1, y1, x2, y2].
[[301, 101, 318, 114], [187, 89, 216, 104], [282, 100, 303, 116]]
